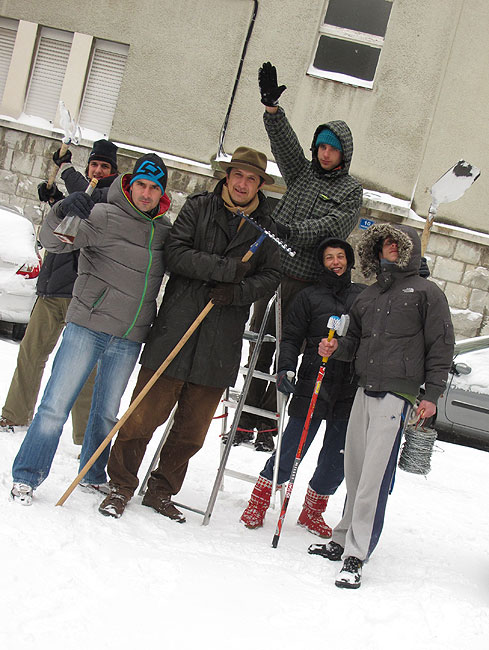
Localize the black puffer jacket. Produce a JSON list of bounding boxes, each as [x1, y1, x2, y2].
[[36, 172, 116, 298], [278, 238, 365, 420], [333, 224, 455, 403], [140, 179, 281, 388]]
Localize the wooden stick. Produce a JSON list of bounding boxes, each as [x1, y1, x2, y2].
[[46, 141, 69, 190]]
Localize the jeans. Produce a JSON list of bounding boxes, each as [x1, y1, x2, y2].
[[261, 416, 347, 495], [12, 322, 141, 489]]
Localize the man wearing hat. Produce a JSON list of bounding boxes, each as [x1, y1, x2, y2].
[[10, 154, 172, 505], [98, 146, 281, 520], [1, 140, 120, 443], [233, 61, 363, 452]]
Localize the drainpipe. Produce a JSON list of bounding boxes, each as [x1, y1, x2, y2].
[[217, 0, 259, 157]]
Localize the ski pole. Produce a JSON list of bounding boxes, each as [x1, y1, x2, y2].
[[56, 231, 271, 507], [271, 314, 349, 548]]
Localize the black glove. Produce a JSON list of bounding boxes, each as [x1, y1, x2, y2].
[[59, 192, 94, 220], [233, 259, 251, 283], [52, 147, 72, 167], [419, 256, 430, 278], [275, 221, 290, 240], [258, 62, 287, 107], [276, 370, 295, 395], [37, 182, 64, 204], [209, 283, 235, 306]]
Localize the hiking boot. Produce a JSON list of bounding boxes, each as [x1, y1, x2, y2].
[[142, 492, 186, 523], [335, 556, 363, 589], [297, 486, 332, 538], [80, 482, 111, 495], [308, 540, 344, 561], [10, 482, 33, 506], [240, 476, 275, 529], [98, 490, 129, 518], [221, 428, 255, 446], [254, 429, 276, 452], [1, 417, 29, 434]]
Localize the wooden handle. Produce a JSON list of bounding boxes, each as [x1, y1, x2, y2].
[[46, 142, 69, 189]]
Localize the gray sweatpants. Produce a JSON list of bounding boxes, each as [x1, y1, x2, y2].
[[332, 388, 411, 561]]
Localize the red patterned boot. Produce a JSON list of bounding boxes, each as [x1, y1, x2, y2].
[[297, 485, 332, 538], [240, 476, 273, 529]]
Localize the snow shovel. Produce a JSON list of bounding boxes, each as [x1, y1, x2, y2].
[[56, 227, 294, 507], [271, 314, 350, 548], [45, 101, 80, 190], [420, 160, 480, 255]]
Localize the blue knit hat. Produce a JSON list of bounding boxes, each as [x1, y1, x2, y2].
[[315, 128, 342, 152], [130, 153, 167, 194]]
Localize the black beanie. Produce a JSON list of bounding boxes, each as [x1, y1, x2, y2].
[[89, 139, 118, 170], [130, 153, 168, 194]]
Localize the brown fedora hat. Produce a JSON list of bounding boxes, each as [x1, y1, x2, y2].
[[220, 146, 274, 185]]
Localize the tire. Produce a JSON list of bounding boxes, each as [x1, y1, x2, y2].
[[12, 322, 27, 341]]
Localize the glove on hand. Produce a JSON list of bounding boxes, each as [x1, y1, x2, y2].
[[52, 147, 72, 167], [258, 62, 287, 107], [233, 259, 251, 283], [275, 221, 291, 241], [37, 182, 64, 204], [276, 370, 295, 395], [419, 256, 430, 278], [210, 283, 235, 306], [59, 191, 94, 220]]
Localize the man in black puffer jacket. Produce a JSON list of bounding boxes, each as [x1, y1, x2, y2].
[[0, 140, 118, 443], [241, 238, 364, 534]]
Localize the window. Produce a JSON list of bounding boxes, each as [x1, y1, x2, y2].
[[78, 39, 128, 137], [308, 0, 393, 89], [0, 17, 18, 103], [24, 27, 73, 122]]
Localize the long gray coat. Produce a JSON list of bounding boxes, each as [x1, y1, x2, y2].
[[140, 179, 281, 388], [40, 174, 172, 342]]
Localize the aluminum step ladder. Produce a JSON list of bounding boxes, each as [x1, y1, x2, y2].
[[138, 289, 288, 524]]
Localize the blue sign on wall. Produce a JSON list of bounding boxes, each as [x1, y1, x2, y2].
[[359, 218, 375, 230]]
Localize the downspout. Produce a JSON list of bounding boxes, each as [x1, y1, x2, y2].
[[217, 0, 259, 157]]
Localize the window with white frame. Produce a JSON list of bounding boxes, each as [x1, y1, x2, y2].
[[78, 39, 129, 137], [24, 27, 73, 122], [0, 17, 18, 103], [308, 0, 393, 89]]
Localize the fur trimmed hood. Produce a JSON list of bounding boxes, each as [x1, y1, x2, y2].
[[357, 223, 421, 279]]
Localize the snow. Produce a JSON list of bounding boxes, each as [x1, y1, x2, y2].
[[452, 347, 489, 395], [1, 333, 489, 649], [0, 207, 38, 266]]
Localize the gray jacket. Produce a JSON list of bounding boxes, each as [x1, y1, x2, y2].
[[332, 224, 454, 403], [40, 174, 172, 342], [264, 107, 363, 282]]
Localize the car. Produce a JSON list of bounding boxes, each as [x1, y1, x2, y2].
[[0, 205, 41, 340], [426, 335, 489, 451]]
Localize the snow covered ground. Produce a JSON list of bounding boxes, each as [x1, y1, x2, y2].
[[1, 332, 489, 650]]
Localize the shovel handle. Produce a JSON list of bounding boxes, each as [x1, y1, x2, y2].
[[46, 142, 69, 189]]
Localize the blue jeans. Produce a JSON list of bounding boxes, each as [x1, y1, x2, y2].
[[261, 416, 347, 495], [12, 323, 141, 489]]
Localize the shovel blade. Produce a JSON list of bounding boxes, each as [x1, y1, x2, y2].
[[430, 160, 480, 207]]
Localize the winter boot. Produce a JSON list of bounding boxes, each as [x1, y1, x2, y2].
[[98, 488, 130, 518], [254, 427, 277, 452], [335, 556, 363, 589], [308, 540, 344, 561], [10, 482, 33, 506], [141, 491, 186, 523], [297, 485, 332, 538], [240, 476, 274, 529]]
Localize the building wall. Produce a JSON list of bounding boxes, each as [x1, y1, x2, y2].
[[0, 121, 487, 340], [3, 1, 487, 234]]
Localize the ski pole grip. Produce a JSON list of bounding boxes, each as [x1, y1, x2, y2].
[[46, 142, 69, 189]]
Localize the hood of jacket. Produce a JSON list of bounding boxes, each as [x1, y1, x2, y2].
[[310, 120, 354, 178], [114, 173, 171, 218], [357, 223, 421, 279]]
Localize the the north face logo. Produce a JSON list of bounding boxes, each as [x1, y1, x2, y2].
[[402, 287, 414, 293]]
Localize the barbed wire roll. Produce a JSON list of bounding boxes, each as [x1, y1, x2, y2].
[[398, 425, 437, 475]]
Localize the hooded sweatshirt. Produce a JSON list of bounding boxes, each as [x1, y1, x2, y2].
[[263, 107, 363, 282], [331, 223, 454, 403]]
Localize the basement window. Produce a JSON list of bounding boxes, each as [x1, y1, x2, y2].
[[308, 0, 393, 89]]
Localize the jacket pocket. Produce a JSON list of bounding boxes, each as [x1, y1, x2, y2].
[[385, 296, 422, 336], [91, 287, 108, 311], [444, 320, 455, 345]]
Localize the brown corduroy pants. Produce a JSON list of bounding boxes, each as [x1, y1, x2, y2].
[[107, 366, 223, 498]]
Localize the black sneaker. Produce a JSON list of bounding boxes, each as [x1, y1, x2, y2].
[[254, 430, 276, 452], [308, 540, 344, 561], [221, 428, 255, 446], [335, 556, 363, 589]]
